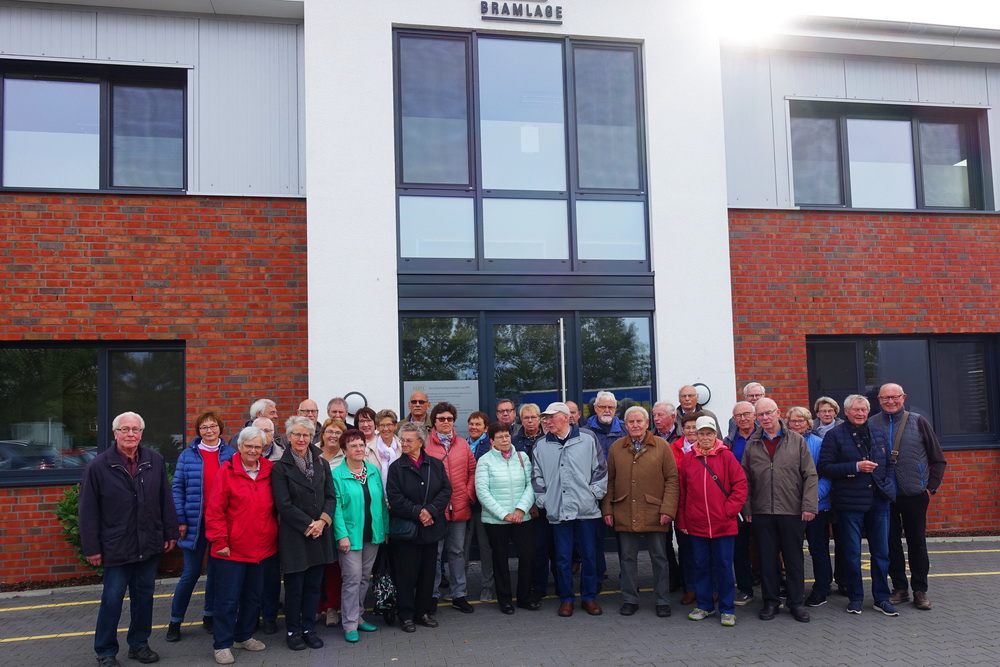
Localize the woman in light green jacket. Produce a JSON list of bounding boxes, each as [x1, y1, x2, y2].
[[331, 429, 389, 642], [474, 422, 536, 615]]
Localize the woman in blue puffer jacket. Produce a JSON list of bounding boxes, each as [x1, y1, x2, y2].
[[165, 410, 235, 642]]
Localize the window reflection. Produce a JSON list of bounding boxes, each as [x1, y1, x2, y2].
[[847, 118, 916, 208], [791, 116, 842, 205], [920, 122, 970, 208], [399, 196, 475, 258], [112, 86, 184, 188], [483, 198, 568, 259], [576, 201, 646, 260]]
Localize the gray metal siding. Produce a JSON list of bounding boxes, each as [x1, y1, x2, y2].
[[0, 6, 302, 197], [845, 60, 917, 101], [917, 63, 989, 105], [721, 50, 777, 207]]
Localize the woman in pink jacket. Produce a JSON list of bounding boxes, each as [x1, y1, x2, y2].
[[676, 416, 747, 628]]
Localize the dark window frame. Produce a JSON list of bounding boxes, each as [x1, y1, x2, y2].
[[790, 100, 990, 211], [0, 59, 187, 194], [806, 334, 999, 450], [0, 340, 186, 487], [393, 30, 649, 274]]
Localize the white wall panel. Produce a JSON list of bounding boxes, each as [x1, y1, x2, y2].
[[0, 5, 95, 59], [845, 59, 917, 101], [721, 50, 777, 207], [96, 13, 197, 64], [771, 55, 846, 99], [917, 63, 988, 105], [195, 20, 301, 195], [986, 68, 1000, 206]]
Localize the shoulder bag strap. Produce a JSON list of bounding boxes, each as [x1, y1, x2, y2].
[[698, 454, 730, 497], [890, 411, 909, 465]]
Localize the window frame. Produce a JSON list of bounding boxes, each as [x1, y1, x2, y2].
[[806, 334, 999, 450], [0, 59, 187, 194], [789, 100, 989, 211], [0, 340, 186, 487], [393, 30, 649, 274]]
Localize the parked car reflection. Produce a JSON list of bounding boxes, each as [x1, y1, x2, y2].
[[0, 440, 97, 470]]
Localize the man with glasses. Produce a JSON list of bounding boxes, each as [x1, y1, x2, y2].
[[80, 412, 179, 667], [297, 399, 322, 444], [725, 382, 764, 443], [677, 385, 722, 435], [229, 399, 282, 449], [869, 383, 946, 611], [424, 401, 477, 614], [397, 391, 432, 434], [741, 398, 817, 623], [495, 398, 520, 436], [585, 391, 626, 458], [724, 401, 758, 607]]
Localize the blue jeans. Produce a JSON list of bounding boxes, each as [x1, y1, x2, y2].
[[260, 553, 281, 622], [838, 504, 891, 603], [94, 556, 159, 657], [552, 519, 598, 603], [211, 557, 263, 650], [284, 564, 324, 634], [675, 529, 696, 592], [170, 528, 216, 622], [690, 534, 736, 614], [804, 510, 834, 596]]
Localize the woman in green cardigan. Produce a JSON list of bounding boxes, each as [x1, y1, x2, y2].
[[331, 429, 389, 643]]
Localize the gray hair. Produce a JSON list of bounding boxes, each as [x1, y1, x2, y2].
[[519, 403, 540, 418], [652, 401, 676, 415], [237, 426, 266, 447], [732, 400, 754, 414], [112, 411, 145, 430], [327, 396, 347, 411], [843, 394, 870, 411], [743, 382, 765, 396], [397, 422, 428, 445], [814, 396, 840, 414], [785, 406, 812, 423], [624, 405, 649, 422], [595, 390, 617, 405], [249, 398, 276, 419], [285, 415, 315, 438], [252, 417, 274, 432]]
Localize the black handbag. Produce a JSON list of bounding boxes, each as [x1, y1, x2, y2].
[[387, 465, 432, 541]]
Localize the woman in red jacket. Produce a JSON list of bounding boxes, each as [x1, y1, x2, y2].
[[205, 427, 279, 665], [676, 416, 747, 628]]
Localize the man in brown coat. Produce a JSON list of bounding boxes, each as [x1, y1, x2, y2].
[[601, 405, 679, 618]]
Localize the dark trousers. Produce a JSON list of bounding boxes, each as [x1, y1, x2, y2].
[[531, 509, 557, 595], [260, 553, 280, 622], [753, 514, 806, 607], [733, 519, 754, 595], [211, 557, 262, 650], [690, 534, 736, 614], [391, 541, 438, 621], [283, 564, 324, 634], [804, 510, 835, 596], [888, 492, 931, 593], [675, 528, 696, 592], [485, 521, 535, 605], [665, 527, 681, 590], [94, 555, 159, 658], [552, 519, 598, 602], [170, 527, 215, 622]]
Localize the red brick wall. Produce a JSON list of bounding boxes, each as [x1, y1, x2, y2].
[[729, 208, 1000, 534], [0, 193, 308, 584]]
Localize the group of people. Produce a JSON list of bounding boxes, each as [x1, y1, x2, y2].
[[79, 382, 946, 666]]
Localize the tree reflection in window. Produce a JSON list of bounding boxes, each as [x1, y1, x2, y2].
[[401, 318, 479, 381]]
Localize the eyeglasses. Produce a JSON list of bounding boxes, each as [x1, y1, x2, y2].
[[595, 404, 616, 411], [435, 416, 455, 422], [242, 445, 264, 451], [289, 432, 312, 439], [878, 395, 904, 402], [378, 422, 397, 429], [756, 409, 778, 418], [299, 409, 319, 415], [358, 418, 374, 424], [409, 399, 428, 405], [497, 408, 514, 414], [199, 424, 220, 431], [114, 427, 143, 434], [260, 428, 274, 434], [788, 418, 809, 425], [734, 412, 754, 420]]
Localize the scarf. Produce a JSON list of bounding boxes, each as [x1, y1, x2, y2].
[[291, 448, 314, 482], [438, 431, 453, 452], [377, 436, 400, 467]]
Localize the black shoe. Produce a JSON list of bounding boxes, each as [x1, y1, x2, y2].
[[790, 605, 811, 623], [619, 602, 639, 616], [516, 600, 541, 611], [499, 603, 515, 615], [263, 619, 278, 635], [400, 619, 416, 633], [286, 633, 307, 651], [529, 591, 544, 606], [97, 657, 121, 667], [805, 592, 827, 607], [164, 622, 181, 643], [452, 596, 474, 613], [202, 616, 213, 633], [416, 613, 438, 628], [655, 605, 671, 618], [126, 646, 159, 664], [835, 585, 848, 597], [758, 604, 778, 621], [428, 598, 439, 615], [302, 631, 324, 649], [439, 576, 449, 589]]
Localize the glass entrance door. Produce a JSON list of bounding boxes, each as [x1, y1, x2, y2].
[[487, 316, 570, 410]]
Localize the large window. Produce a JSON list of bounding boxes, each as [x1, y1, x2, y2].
[[394, 32, 648, 272], [790, 101, 985, 210], [0, 343, 185, 484], [806, 336, 997, 448], [1, 61, 185, 192]]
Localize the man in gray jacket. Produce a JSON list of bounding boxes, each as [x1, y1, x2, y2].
[[870, 383, 946, 611], [742, 398, 818, 624], [532, 402, 608, 617]]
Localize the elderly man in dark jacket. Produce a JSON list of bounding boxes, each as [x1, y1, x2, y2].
[[79, 411, 179, 667], [818, 394, 898, 617]]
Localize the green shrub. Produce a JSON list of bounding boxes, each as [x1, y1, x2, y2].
[[54, 484, 101, 574]]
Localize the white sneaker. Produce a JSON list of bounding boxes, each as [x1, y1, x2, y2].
[[325, 608, 340, 627], [234, 637, 266, 651], [479, 588, 494, 602], [214, 648, 235, 664]]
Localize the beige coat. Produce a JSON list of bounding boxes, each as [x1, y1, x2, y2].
[[601, 432, 679, 532]]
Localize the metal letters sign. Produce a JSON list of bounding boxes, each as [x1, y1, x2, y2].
[[480, 1, 564, 25]]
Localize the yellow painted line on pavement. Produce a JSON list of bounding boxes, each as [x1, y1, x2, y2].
[[0, 620, 203, 643], [0, 590, 203, 613]]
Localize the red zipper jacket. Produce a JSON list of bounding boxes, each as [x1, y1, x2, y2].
[[676, 442, 747, 539]]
